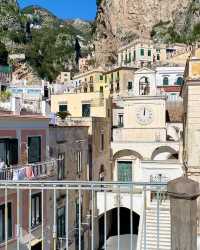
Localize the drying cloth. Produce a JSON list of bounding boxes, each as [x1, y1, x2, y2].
[[13, 168, 26, 180], [25, 166, 34, 179]]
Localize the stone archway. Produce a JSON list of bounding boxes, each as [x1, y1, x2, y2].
[[113, 149, 143, 161], [98, 207, 140, 248], [151, 146, 178, 160]]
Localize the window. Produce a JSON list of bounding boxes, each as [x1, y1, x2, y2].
[[105, 75, 107, 83], [90, 76, 93, 83], [117, 71, 120, 80], [77, 151, 82, 174], [0, 139, 18, 165], [129, 53, 131, 62], [111, 73, 113, 81], [118, 161, 132, 182], [99, 165, 105, 181], [83, 87, 87, 93], [140, 49, 144, 56], [157, 54, 160, 61], [90, 85, 94, 92], [118, 114, 124, 127], [28, 137, 41, 164], [58, 153, 65, 180], [139, 77, 150, 95], [116, 82, 120, 92], [133, 50, 136, 61], [31, 193, 41, 228], [59, 104, 68, 112], [57, 207, 66, 238], [148, 50, 151, 57], [100, 133, 104, 151], [100, 75, 103, 80], [125, 54, 128, 63], [82, 104, 91, 117], [100, 86, 104, 93], [176, 77, 184, 85], [128, 81, 133, 90], [0, 203, 12, 243], [163, 77, 169, 86]]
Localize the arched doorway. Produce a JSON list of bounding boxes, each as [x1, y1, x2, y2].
[[113, 150, 143, 182], [98, 208, 140, 248]]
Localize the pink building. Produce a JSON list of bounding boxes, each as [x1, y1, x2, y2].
[[0, 111, 56, 250]]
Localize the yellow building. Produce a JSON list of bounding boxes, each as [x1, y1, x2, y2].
[[104, 66, 136, 96], [73, 68, 109, 95], [51, 91, 111, 118], [51, 91, 112, 182], [182, 48, 200, 174]]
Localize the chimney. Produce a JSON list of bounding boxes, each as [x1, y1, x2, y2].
[[11, 97, 21, 115]]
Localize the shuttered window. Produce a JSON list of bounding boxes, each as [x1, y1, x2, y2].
[[0, 203, 12, 243], [0, 139, 18, 165], [28, 137, 41, 164]]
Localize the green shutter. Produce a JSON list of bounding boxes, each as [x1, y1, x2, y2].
[[9, 139, 18, 165], [28, 137, 41, 163], [118, 161, 132, 182]]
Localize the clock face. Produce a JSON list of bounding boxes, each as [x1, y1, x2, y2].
[[136, 106, 154, 125]]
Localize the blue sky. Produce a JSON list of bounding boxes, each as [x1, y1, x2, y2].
[[18, 0, 97, 20]]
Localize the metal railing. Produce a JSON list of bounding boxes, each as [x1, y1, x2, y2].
[[0, 181, 168, 250]]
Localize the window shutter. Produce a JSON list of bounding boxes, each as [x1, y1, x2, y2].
[[9, 139, 18, 165]]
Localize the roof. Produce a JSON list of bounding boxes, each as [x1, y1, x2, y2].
[[0, 110, 48, 120], [158, 86, 182, 92], [105, 66, 137, 74]]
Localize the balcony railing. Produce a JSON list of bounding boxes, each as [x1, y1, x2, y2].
[[0, 159, 58, 181], [0, 181, 169, 250]]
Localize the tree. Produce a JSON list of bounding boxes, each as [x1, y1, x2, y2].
[[0, 42, 8, 65]]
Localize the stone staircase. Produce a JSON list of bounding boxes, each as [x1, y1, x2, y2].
[[141, 200, 171, 250]]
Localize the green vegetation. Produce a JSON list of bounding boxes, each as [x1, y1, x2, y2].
[[0, 91, 11, 102], [0, 2, 93, 82], [57, 111, 71, 120], [151, 2, 200, 44]]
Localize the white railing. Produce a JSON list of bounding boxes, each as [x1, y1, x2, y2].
[[0, 181, 168, 250], [0, 159, 58, 181]]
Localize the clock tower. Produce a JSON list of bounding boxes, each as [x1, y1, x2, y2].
[[123, 96, 166, 142]]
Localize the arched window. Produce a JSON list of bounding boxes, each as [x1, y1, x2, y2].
[[176, 77, 184, 86], [139, 77, 150, 95], [163, 77, 169, 86]]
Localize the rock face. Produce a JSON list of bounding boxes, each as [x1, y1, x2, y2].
[[0, 0, 21, 31], [95, 0, 191, 65]]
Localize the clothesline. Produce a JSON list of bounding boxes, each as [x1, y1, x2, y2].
[[0, 158, 62, 171], [0, 158, 61, 181]]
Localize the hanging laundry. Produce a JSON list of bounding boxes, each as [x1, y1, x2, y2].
[[25, 166, 34, 179], [13, 168, 26, 181]]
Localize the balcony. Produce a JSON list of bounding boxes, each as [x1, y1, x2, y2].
[[0, 159, 58, 181], [0, 181, 171, 250]]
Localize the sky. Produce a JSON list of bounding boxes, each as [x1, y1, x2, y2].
[[18, 0, 97, 21]]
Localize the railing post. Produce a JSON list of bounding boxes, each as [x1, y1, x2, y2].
[[168, 176, 199, 250]]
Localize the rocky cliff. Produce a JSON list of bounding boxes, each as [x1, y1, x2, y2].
[[94, 0, 191, 65]]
